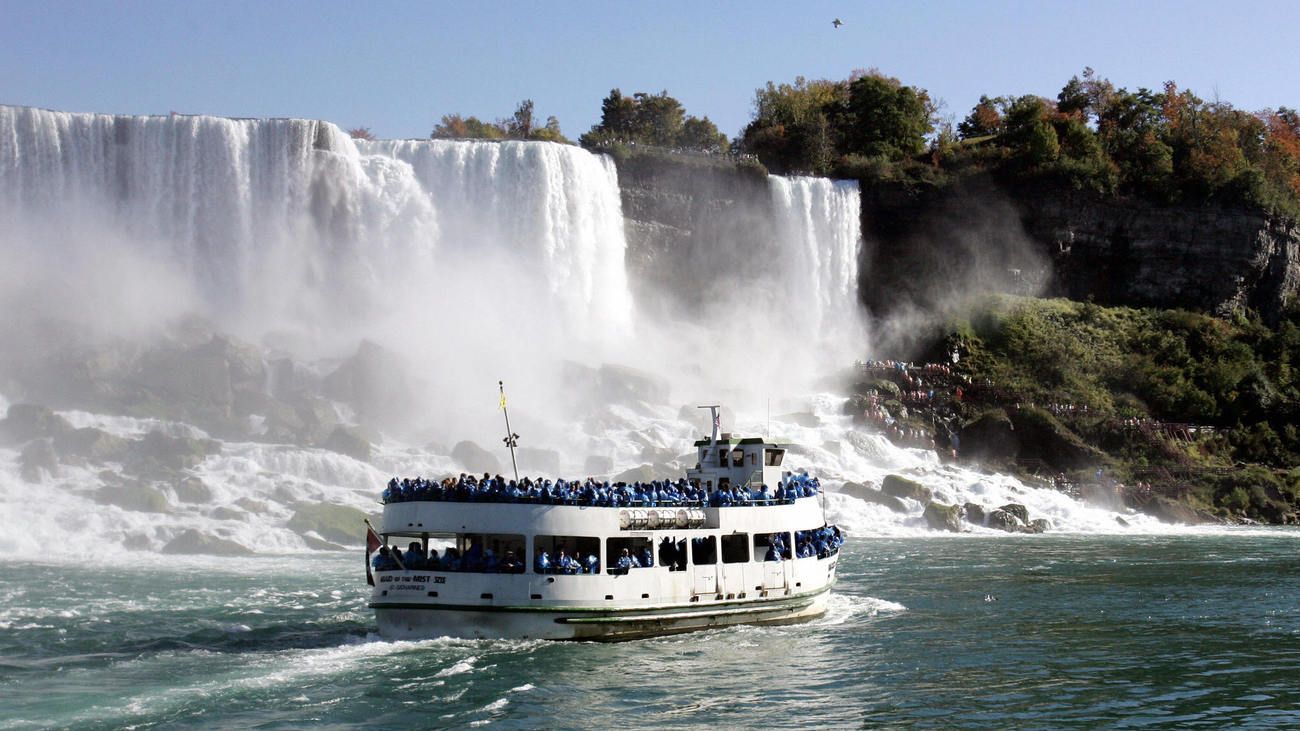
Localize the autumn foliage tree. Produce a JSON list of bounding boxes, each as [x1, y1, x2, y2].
[[580, 89, 728, 152]]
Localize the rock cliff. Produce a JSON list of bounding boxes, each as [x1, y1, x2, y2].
[[860, 176, 1300, 335]]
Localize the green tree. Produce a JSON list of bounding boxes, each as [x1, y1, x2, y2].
[[838, 72, 933, 159]]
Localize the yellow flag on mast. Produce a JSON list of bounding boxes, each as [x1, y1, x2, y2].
[[499, 382, 507, 410]]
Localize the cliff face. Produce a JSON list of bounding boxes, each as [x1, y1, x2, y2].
[[612, 154, 771, 308], [861, 177, 1300, 330]]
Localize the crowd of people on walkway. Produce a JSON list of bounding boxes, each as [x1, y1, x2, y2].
[[382, 472, 821, 507]]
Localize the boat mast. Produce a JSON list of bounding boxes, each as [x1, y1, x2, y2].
[[698, 404, 720, 445], [499, 380, 520, 482]]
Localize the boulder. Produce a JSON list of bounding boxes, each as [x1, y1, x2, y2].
[[1, 404, 73, 444], [322, 340, 414, 428], [286, 503, 369, 545], [584, 455, 615, 475], [1115, 515, 1130, 527], [923, 501, 963, 532], [123, 430, 221, 478], [20, 438, 59, 482], [321, 425, 372, 462], [614, 464, 657, 484], [987, 509, 1025, 532], [162, 529, 253, 556], [54, 427, 130, 464], [451, 440, 501, 474], [882, 474, 932, 502], [595, 363, 670, 406], [288, 394, 343, 445], [963, 502, 987, 525], [95, 482, 170, 513], [1142, 495, 1210, 525], [1027, 518, 1051, 533], [173, 476, 214, 504], [210, 506, 246, 521], [998, 503, 1030, 524], [840, 482, 908, 512], [958, 409, 1019, 462], [517, 447, 561, 475], [235, 497, 269, 514]]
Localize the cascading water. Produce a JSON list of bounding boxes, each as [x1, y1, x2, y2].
[[0, 104, 1164, 558]]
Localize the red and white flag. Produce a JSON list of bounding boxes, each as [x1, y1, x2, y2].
[[365, 519, 382, 586]]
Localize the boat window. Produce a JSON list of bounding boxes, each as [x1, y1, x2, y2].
[[606, 536, 654, 573], [731, 449, 744, 467], [655, 535, 688, 571], [749, 452, 757, 466], [753, 531, 792, 561], [764, 449, 785, 467], [690, 535, 717, 565], [720, 533, 749, 563], [388, 532, 525, 573], [534, 535, 601, 575], [718, 449, 728, 468]]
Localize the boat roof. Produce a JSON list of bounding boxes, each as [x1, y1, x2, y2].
[[692, 436, 785, 447]]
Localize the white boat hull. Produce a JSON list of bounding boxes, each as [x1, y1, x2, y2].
[[373, 587, 831, 641]]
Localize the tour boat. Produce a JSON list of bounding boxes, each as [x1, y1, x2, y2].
[[366, 408, 842, 641]]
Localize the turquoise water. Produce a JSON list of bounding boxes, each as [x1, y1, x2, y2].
[[2, 532, 1297, 729]]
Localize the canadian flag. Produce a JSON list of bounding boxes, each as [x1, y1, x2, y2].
[[365, 519, 382, 586]]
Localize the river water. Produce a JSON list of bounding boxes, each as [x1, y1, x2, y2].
[[2, 531, 1296, 729]]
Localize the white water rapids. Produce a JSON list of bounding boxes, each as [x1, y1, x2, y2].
[[0, 105, 1167, 557]]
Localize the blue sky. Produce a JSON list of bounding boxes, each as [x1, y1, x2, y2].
[[3, 0, 1298, 141]]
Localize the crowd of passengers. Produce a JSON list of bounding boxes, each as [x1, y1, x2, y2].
[[373, 525, 845, 574], [381, 472, 822, 507], [371, 538, 527, 574]]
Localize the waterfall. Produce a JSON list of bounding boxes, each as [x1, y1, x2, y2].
[[768, 176, 864, 347], [0, 105, 631, 346]]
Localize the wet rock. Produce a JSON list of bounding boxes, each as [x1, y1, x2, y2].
[[1115, 515, 1130, 527], [287, 394, 342, 446], [1027, 518, 1051, 533], [882, 474, 932, 502], [20, 438, 59, 482], [998, 503, 1030, 524], [173, 476, 214, 504], [162, 529, 253, 556], [122, 533, 152, 551], [1, 404, 73, 445], [958, 409, 1018, 462], [95, 481, 170, 513], [594, 363, 670, 406], [451, 440, 501, 475], [54, 427, 130, 464], [321, 425, 372, 462], [322, 340, 414, 429], [1143, 495, 1211, 525], [210, 506, 245, 521], [614, 464, 657, 484], [963, 502, 987, 525], [123, 430, 221, 478], [840, 482, 908, 512], [583, 455, 614, 475], [235, 497, 269, 514], [987, 509, 1025, 532], [923, 501, 963, 532], [286, 503, 368, 545]]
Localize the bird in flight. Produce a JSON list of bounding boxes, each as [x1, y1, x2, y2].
[[832, 18, 843, 28]]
